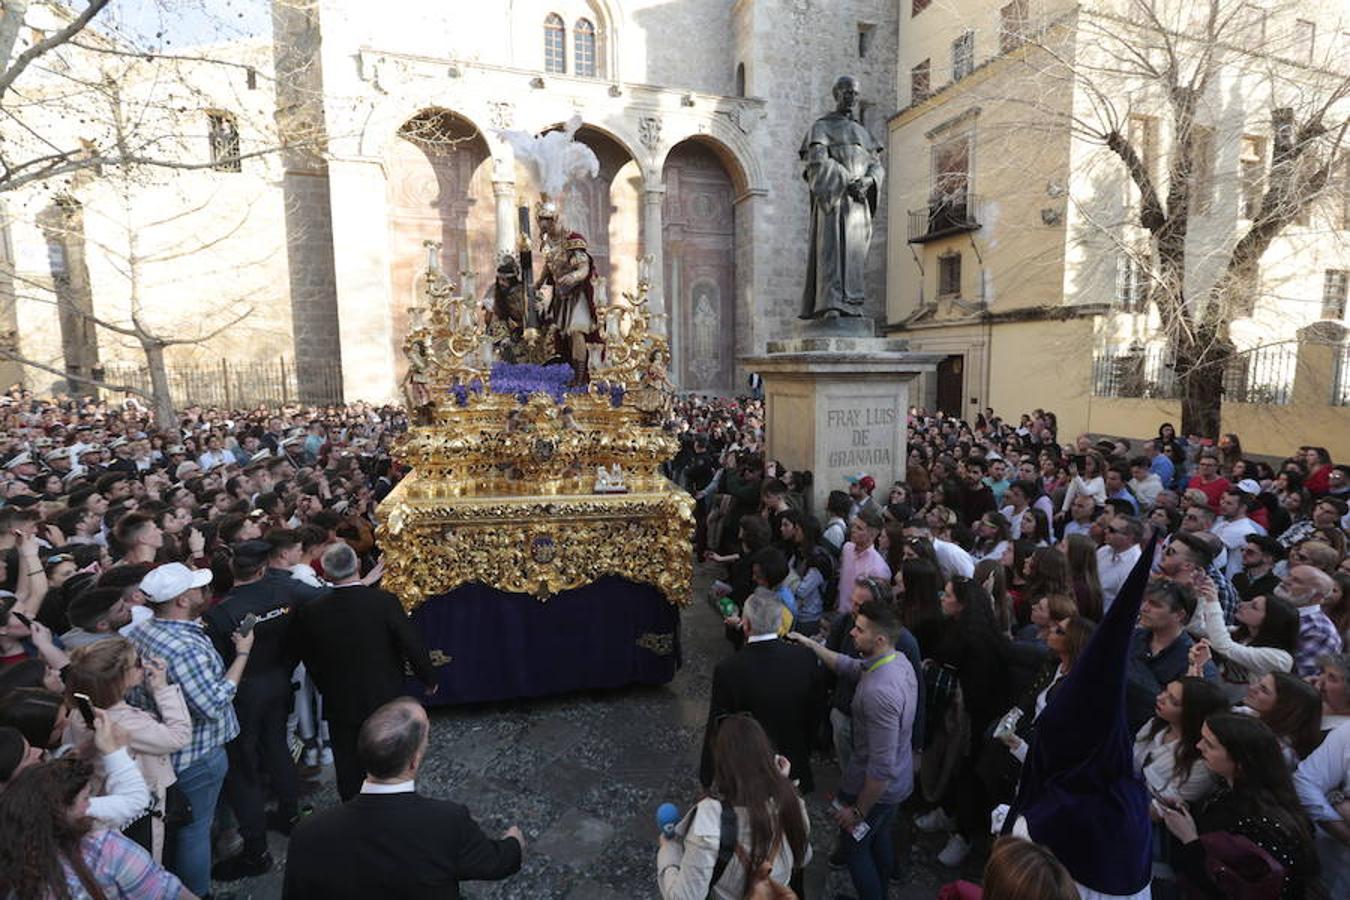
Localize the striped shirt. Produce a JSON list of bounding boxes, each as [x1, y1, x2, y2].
[[126, 617, 238, 771]]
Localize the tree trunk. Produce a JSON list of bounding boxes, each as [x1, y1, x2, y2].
[[142, 341, 175, 427], [0, 2, 31, 73], [1174, 326, 1228, 440]]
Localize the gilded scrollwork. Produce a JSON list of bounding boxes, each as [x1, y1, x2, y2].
[[378, 477, 694, 611]]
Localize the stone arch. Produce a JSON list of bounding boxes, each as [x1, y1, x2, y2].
[[525, 121, 643, 295], [357, 86, 497, 161], [663, 139, 738, 393], [654, 118, 765, 202], [384, 108, 496, 380]]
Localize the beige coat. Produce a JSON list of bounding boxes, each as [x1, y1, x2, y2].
[[66, 683, 191, 861]]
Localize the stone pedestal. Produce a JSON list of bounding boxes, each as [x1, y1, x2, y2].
[[748, 329, 944, 515]]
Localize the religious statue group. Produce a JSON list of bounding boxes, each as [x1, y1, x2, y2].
[[487, 201, 601, 384]]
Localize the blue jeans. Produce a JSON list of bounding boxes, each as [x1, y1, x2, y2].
[[170, 745, 227, 897], [846, 801, 898, 900]]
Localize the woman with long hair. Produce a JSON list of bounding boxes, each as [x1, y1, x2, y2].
[[974, 559, 1013, 638], [1060, 450, 1106, 514], [1241, 672, 1323, 762], [996, 616, 1096, 765], [63, 638, 190, 862], [1062, 534, 1104, 621], [0, 757, 193, 899], [1134, 677, 1230, 806], [1020, 546, 1071, 624], [897, 557, 944, 657], [1158, 713, 1318, 899], [1190, 584, 1298, 686], [917, 577, 1011, 866], [1014, 592, 1079, 649], [1017, 508, 1052, 548], [972, 512, 1011, 565], [656, 715, 809, 899]]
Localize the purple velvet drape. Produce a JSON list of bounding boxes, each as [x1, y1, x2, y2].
[[411, 576, 682, 705]]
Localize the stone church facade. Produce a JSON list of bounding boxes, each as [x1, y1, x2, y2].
[[278, 0, 898, 401]]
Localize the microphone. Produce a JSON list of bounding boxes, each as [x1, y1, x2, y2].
[[656, 802, 680, 839]]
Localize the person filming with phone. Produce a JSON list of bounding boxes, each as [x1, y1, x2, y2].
[[784, 600, 917, 899]]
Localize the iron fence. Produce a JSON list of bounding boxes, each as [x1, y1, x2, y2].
[[98, 357, 344, 409], [1093, 343, 1298, 406], [1221, 343, 1297, 406], [1091, 343, 1180, 399]]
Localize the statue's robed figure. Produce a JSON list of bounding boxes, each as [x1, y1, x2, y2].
[[799, 76, 885, 319]]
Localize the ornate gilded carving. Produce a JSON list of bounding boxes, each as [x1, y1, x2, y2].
[[377, 479, 694, 609]]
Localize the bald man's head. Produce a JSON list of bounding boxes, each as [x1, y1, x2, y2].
[[357, 698, 429, 780]]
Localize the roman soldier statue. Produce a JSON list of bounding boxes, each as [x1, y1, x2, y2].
[[533, 201, 599, 384]]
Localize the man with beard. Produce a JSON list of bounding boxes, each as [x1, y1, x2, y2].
[[127, 563, 255, 896], [486, 255, 532, 363], [1275, 564, 1343, 677]]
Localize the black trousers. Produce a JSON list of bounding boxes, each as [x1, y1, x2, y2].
[[222, 681, 299, 854], [327, 718, 364, 802]]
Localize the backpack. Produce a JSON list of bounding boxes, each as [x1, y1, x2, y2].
[[708, 803, 799, 900]]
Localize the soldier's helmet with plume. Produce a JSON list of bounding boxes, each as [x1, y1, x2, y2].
[[494, 114, 600, 200]]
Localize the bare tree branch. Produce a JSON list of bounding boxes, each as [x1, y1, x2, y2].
[[0, 0, 113, 98]]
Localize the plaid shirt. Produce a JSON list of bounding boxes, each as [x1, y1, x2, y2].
[[1209, 563, 1241, 626], [61, 830, 184, 899], [126, 617, 238, 771], [1295, 604, 1344, 678]]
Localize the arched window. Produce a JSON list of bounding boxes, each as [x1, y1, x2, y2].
[[574, 18, 596, 77], [544, 14, 566, 74]]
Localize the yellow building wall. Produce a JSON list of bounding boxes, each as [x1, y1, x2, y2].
[[887, 39, 1075, 326]]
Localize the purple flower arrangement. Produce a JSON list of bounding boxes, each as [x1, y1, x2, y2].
[[591, 380, 626, 408], [489, 362, 586, 405], [449, 377, 485, 407]]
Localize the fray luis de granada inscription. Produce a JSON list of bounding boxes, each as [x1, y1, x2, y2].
[[825, 406, 895, 468]]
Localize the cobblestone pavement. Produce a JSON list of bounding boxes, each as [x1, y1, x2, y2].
[[218, 563, 985, 898]]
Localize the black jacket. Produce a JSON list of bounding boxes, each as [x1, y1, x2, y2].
[[288, 584, 436, 724], [203, 578, 299, 694], [700, 637, 826, 793], [282, 791, 522, 900]]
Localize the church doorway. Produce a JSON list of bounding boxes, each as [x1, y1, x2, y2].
[[662, 140, 736, 394], [936, 354, 964, 418], [385, 109, 495, 381]]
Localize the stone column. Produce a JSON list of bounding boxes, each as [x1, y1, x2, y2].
[[492, 180, 517, 260], [327, 157, 398, 402], [642, 183, 667, 336]]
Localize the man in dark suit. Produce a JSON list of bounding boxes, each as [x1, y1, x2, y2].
[[288, 541, 438, 800], [283, 698, 523, 899], [700, 587, 827, 793]]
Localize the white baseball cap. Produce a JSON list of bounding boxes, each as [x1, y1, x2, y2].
[[1236, 479, 1262, 495], [139, 563, 212, 604]]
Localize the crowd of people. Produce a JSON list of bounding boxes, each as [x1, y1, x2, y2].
[[674, 403, 1350, 899], [1, 383, 1348, 899], [0, 390, 525, 899]]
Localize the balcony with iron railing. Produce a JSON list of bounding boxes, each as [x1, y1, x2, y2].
[[907, 193, 982, 243]]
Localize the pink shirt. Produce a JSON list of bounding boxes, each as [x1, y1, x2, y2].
[[837, 542, 892, 614]]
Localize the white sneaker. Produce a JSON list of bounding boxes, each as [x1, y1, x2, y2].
[[320, 747, 334, 767], [915, 807, 955, 833], [938, 833, 971, 867]]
